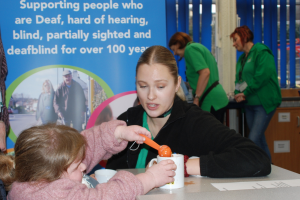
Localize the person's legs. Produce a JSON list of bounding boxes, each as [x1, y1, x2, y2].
[[245, 106, 254, 129], [245, 105, 275, 160], [210, 106, 227, 124]]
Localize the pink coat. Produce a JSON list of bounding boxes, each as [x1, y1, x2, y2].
[[8, 121, 144, 200]]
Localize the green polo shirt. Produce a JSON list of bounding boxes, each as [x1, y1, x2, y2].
[[184, 42, 228, 112]]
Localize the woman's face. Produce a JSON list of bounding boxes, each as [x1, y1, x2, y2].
[[136, 63, 181, 118], [170, 43, 185, 59], [232, 33, 244, 52]]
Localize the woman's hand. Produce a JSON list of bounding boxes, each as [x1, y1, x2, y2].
[[234, 93, 246, 103], [193, 98, 199, 106], [114, 125, 151, 143]]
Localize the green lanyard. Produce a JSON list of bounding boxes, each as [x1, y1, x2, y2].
[[239, 55, 247, 82], [135, 112, 153, 168]]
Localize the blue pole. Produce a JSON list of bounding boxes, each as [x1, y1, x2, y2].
[[166, 0, 177, 48], [280, 0, 286, 88], [202, 0, 212, 51], [178, 0, 188, 81], [246, 0, 253, 30], [263, 0, 272, 48], [192, 0, 200, 43], [271, 0, 278, 72], [289, 0, 296, 88], [254, 0, 262, 44]]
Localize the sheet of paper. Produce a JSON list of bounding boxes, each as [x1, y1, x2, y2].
[[211, 179, 300, 191]]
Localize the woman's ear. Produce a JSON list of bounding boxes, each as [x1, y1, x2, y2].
[[175, 76, 182, 92]]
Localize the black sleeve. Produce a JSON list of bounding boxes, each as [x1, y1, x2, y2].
[[189, 110, 271, 178]]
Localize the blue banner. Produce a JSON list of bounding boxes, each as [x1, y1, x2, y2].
[[0, 0, 166, 149]]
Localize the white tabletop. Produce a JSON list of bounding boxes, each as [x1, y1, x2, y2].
[[118, 165, 300, 200]]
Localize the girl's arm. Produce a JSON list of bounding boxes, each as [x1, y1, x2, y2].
[[81, 120, 150, 174], [81, 120, 128, 173]]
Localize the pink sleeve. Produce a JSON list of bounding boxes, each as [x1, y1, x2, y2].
[[8, 172, 144, 200], [81, 120, 128, 173], [92, 171, 144, 199], [57, 171, 144, 200]]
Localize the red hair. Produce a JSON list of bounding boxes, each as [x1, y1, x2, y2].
[[168, 32, 192, 49], [230, 26, 254, 46]]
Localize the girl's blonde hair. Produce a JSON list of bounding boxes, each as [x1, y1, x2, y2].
[[0, 124, 86, 190]]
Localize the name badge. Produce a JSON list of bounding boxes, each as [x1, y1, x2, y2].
[[239, 81, 248, 92], [235, 83, 240, 91]]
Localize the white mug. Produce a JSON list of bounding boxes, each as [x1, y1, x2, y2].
[[149, 154, 184, 189], [95, 169, 117, 184]]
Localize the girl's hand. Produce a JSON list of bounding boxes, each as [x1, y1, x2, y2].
[[136, 160, 176, 194], [146, 160, 157, 171], [114, 125, 151, 143], [145, 160, 176, 188]]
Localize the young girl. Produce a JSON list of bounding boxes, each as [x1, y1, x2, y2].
[[0, 121, 176, 199]]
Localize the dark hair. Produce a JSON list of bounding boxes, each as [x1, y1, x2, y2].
[[168, 32, 192, 49], [136, 45, 178, 85], [230, 25, 254, 46]]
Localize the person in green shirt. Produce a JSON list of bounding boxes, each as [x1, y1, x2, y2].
[[169, 32, 229, 123], [230, 26, 282, 160]]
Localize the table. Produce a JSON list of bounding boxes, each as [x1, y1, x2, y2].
[[119, 165, 300, 200]]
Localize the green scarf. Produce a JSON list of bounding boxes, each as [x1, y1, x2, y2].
[[135, 112, 153, 168]]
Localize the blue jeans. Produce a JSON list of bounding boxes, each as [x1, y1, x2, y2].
[[245, 105, 275, 161]]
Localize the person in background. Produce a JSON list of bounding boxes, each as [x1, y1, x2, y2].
[[106, 45, 271, 178], [36, 80, 57, 124], [168, 32, 228, 123], [230, 25, 281, 160], [53, 70, 86, 132], [0, 122, 176, 199], [0, 30, 9, 151]]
